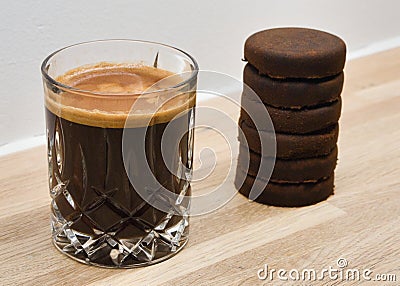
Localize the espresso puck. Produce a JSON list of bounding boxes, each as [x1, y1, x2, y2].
[[238, 120, 338, 159], [238, 144, 337, 183], [241, 96, 342, 134], [243, 64, 344, 108], [235, 169, 334, 207], [244, 27, 346, 78]]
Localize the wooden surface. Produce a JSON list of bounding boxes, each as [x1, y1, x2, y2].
[[1, 48, 400, 285]]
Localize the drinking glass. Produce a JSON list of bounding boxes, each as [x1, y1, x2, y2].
[[41, 40, 198, 268]]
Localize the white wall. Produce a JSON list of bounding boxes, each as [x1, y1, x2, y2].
[[1, 0, 400, 148]]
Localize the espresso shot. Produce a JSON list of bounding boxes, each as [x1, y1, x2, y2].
[[42, 41, 198, 268]]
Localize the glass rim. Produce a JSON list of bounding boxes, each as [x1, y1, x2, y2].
[[40, 39, 199, 97]]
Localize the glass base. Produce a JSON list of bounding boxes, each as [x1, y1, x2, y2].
[[51, 199, 189, 268], [52, 235, 188, 268]]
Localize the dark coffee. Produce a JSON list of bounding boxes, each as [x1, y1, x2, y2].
[[46, 64, 195, 265]]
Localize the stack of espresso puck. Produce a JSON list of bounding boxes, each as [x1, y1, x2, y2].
[[235, 27, 346, 207]]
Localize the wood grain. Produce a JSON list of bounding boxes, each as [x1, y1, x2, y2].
[[1, 48, 400, 286]]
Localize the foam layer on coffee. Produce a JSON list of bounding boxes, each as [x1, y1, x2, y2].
[[45, 63, 195, 128]]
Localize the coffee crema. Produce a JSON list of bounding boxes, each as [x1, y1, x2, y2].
[[45, 62, 195, 128]]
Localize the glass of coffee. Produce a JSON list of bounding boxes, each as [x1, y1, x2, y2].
[[41, 40, 198, 268]]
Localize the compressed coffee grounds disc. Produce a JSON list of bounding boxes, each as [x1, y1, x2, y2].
[[238, 144, 338, 183], [244, 27, 346, 78], [243, 64, 344, 108], [240, 96, 342, 134], [235, 169, 334, 207], [239, 120, 339, 159]]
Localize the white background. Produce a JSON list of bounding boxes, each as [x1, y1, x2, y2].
[[1, 0, 400, 151]]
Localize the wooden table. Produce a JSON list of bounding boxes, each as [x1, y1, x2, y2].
[[1, 48, 400, 286]]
